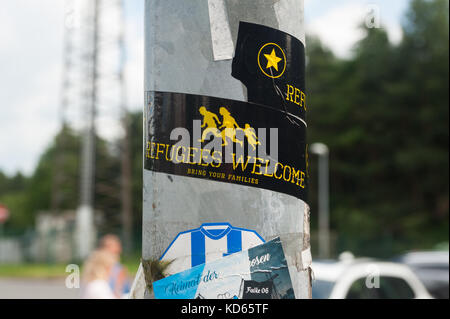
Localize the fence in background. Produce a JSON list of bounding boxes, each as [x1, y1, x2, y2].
[[0, 210, 141, 265], [0, 212, 77, 264]]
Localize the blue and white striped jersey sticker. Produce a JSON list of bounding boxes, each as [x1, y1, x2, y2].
[[160, 223, 265, 275]]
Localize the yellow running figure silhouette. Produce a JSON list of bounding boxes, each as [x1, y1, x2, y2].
[[198, 106, 221, 142], [219, 107, 243, 147], [243, 124, 260, 151], [198, 107, 260, 150]]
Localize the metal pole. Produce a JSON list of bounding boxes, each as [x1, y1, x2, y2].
[[115, 0, 133, 255], [131, 0, 311, 299], [310, 143, 330, 259], [76, 0, 100, 260], [51, 0, 76, 214]]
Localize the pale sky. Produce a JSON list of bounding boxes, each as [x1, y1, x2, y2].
[[0, 0, 410, 176]]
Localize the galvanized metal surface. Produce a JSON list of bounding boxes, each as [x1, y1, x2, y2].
[[133, 0, 310, 299]]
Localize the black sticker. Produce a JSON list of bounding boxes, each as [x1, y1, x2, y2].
[[241, 280, 273, 299], [145, 91, 308, 202], [232, 22, 306, 122]]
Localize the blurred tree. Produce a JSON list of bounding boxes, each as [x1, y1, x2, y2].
[[390, 0, 449, 246], [0, 172, 27, 196], [0, 127, 81, 231], [0, 126, 123, 233], [128, 111, 143, 249], [307, 0, 449, 257]]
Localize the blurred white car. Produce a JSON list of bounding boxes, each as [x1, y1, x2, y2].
[[312, 253, 433, 299], [394, 251, 449, 299]]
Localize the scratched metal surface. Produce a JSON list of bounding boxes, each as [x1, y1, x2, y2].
[[142, 0, 310, 299]]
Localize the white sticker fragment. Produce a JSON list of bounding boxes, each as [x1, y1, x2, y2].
[[301, 247, 312, 269], [207, 0, 235, 61], [128, 263, 146, 299]]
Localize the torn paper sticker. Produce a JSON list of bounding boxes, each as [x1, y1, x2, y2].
[[153, 237, 295, 299]]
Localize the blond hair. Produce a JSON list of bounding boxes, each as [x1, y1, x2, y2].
[[99, 234, 121, 248], [82, 250, 117, 283]]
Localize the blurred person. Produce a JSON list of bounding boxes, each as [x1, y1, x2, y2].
[[81, 250, 118, 299], [99, 234, 131, 298]]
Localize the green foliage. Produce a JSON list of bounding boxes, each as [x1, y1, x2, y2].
[[0, 126, 81, 231], [142, 258, 173, 292], [0, 263, 68, 279], [128, 112, 144, 244], [307, 0, 449, 257], [0, 125, 124, 234], [0, 115, 144, 254]]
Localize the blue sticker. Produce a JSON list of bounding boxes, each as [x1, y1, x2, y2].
[[154, 237, 295, 299], [160, 223, 265, 272]]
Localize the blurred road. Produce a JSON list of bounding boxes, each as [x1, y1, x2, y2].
[[0, 278, 80, 299]]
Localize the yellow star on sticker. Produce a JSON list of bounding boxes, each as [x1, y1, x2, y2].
[[264, 49, 282, 71]]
